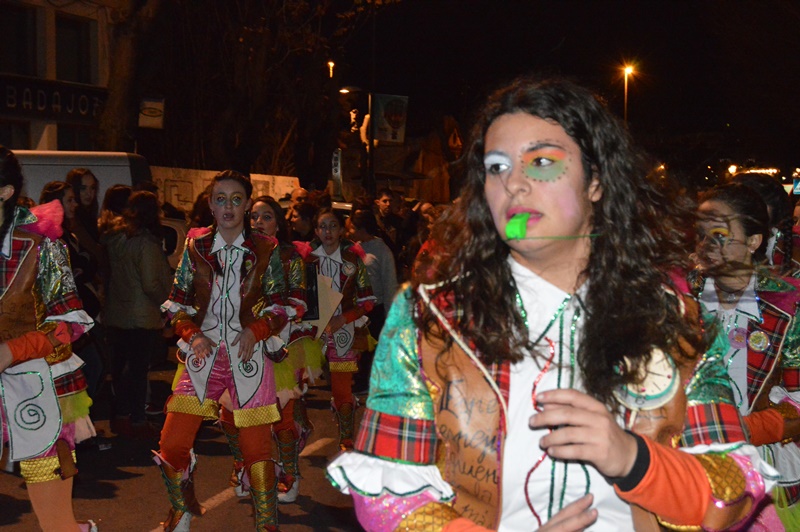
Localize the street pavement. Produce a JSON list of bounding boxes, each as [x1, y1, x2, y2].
[[0, 365, 364, 531]]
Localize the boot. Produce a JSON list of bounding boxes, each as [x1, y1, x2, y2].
[[155, 452, 206, 531], [293, 398, 314, 453], [275, 430, 300, 503], [334, 402, 355, 451], [219, 421, 247, 497], [248, 460, 279, 531]]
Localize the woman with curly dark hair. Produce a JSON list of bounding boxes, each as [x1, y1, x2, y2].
[[328, 76, 777, 531]]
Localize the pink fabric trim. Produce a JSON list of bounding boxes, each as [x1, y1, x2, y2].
[[353, 491, 439, 532], [707, 452, 769, 532], [187, 226, 212, 239], [172, 343, 277, 409], [293, 241, 313, 260], [349, 242, 366, 260], [26, 200, 63, 240]]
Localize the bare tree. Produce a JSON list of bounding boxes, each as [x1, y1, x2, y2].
[[96, 0, 164, 151]]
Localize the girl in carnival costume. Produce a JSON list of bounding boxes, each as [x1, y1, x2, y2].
[[0, 146, 96, 531], [693, 183, 800, 529], [155, 171, 290, 531], [220, 195, 319, 504], [296, 207, 375, 451], [328, 76, 778, 531]]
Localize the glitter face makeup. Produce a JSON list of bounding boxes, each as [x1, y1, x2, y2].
[[483, 113, 600, 272], [520, 145, 568, 182], [214, 193, 245, 207]]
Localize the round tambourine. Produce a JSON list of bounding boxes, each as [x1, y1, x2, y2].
[[613, 348, 679, 411]]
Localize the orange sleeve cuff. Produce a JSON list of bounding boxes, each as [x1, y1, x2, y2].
[[8, 330, 55, 363], [743, 409, 785, 446], [441, 517, 492, 532], [342, 308, 364, 324], [248, 318, 271, 342], [174, 320, 201, 344], [615, 437, 710, 526]]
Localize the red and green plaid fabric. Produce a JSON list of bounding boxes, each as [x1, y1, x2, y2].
[[747, 298, 800, 404], [0, 237, 33, 294], [54, 369, 87, 397], [681, 402, 746, 447], [355, 408, 438, 465]]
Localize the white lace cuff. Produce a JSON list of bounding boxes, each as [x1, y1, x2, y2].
[[327, 451, 455, 501]]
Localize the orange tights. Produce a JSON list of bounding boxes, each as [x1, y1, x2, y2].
[[331, 371, 354, 410], [160, 411, 272, 470]]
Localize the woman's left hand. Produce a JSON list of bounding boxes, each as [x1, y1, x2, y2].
[[530, 389, 638, 478], [232, 327, 257, 362]]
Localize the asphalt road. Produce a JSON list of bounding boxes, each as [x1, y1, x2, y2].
[[0, 366, 364, 531]]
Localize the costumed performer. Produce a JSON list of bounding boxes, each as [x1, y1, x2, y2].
[[0, 146, 96, 531], [693, 183, 800, 529], [295, 207, 375, 451], [155, 171, 289, 531], [219, 195, 319, 504], [327, 76, 778, 531]]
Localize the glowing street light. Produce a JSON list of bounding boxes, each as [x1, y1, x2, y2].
[[623, 65, 634, 125], [327, 61, 335, 78]]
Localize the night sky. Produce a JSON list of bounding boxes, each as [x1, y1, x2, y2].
[[339, 0, 800, 177]]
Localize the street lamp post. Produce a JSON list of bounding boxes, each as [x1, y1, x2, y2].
[[623, 65, 634, 125]]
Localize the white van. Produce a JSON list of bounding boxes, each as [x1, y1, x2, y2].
[[12, 150, 188, 269], [13, 150, 151, 205]]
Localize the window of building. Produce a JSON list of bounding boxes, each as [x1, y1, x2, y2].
[[58, 123, 96, 150], [0, 121, 31, 150], [56, 13, 96, 84], [0, 3, 37, 76]]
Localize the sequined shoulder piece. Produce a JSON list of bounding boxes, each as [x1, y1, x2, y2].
[[366, 285, 435, 421], [685, 349, 737, 407]]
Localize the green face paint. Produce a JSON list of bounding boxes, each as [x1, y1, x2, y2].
[[505, 212, 530, 240], [521, 147, 567, 182]]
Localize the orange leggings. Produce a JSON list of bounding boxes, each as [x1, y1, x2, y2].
[[331, 371, 354, 410], [160, 411, 272, 470], [272, 399, 296, 435]]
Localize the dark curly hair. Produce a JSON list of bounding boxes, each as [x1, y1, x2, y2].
[[416, 75, 705, 408]]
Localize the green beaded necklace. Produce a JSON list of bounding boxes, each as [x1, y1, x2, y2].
[[516, 287, 591, 525]]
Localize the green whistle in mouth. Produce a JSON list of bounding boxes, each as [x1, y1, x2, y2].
[[505, 212, 530, 240]]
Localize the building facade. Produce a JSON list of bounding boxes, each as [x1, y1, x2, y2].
[[0, 0, 121, 150]]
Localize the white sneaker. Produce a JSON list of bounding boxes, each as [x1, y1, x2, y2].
[[234, 481, 248, 498], [172, 512, 192, 532], [78, 520, 98, 532], [278, 478, 300, 504]]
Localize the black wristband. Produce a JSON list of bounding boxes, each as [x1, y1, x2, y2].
[[603, 431, 650, 492]]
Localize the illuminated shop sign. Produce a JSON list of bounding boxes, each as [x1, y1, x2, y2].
[[0, 74, 107, 125]]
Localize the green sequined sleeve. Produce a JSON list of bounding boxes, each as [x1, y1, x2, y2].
[[780, 314, 800, 370], [168, 241, 195, 306], [258, 244, 288, 312], [366, 286, 435, 420]]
